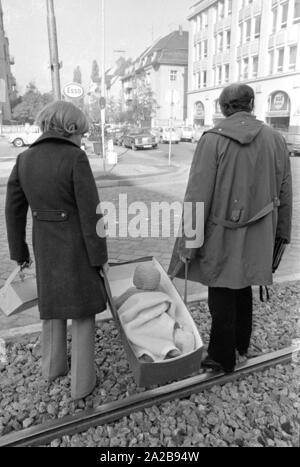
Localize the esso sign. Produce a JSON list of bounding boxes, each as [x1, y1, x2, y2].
[[62, 83, 84, 99]]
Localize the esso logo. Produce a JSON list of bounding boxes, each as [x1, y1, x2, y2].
[[62, 83, 84, 99]]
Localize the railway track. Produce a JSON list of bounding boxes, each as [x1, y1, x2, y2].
[[0, 345, 298, 447]]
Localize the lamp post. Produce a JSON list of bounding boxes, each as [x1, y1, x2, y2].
[[100, 0, 106, 171], [46, 0, 61, 100]]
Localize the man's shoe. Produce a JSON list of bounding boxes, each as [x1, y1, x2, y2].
[[201, 355, 234, 374]]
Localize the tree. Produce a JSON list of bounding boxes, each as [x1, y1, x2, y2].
[[91, 60, 101, 83], [12, 82, 53, 124], [73, 66, 82, 84], [129, 80, 157, 126]]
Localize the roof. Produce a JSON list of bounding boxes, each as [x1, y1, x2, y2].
[[122, 30, 189, 81]]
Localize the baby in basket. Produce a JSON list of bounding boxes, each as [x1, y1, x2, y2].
[[114, 263, 195, 363]]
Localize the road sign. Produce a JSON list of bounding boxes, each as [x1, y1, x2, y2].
[[100, 97, 106, 109], [62, 82, 84, 99]]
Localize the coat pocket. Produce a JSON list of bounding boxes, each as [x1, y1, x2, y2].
[[32, 210, 69, 222]]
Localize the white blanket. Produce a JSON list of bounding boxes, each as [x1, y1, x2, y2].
[[117, 291, 179, 361]]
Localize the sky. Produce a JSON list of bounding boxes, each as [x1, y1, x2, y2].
[[1, 0, 194, 95]]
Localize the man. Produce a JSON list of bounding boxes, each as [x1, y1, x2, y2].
[[168, 83, 292, 373]]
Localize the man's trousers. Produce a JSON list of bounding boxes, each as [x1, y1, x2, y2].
[[207, 287, 253, 371]]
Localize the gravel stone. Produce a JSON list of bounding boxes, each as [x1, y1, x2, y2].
[[0, 281, 299, 447]]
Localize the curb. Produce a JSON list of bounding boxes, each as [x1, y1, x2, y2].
[[0, 166, 188, 190], [1, 274, 299, 343]]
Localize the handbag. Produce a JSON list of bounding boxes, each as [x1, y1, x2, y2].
[[0, 265, 38, 316]]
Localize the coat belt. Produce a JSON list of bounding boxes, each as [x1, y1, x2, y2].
[[210, 198, 280, 230]]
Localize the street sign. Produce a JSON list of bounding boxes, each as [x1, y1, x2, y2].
[[100, 97, 106, 109], [62, 82, 84, 99]]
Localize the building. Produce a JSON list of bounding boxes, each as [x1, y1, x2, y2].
[[0, 1, 16, 123], [105, 57, 132, 101], [121, 28, 189, 127], [187, 0, 300, 132]]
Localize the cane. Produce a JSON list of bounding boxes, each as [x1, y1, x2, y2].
[[184, 259, 189, 305]]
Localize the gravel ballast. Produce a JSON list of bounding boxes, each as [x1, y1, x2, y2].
[[0, 281, 299, 447]]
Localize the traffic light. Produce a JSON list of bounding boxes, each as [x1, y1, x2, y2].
[[100, 97, 106, 109]]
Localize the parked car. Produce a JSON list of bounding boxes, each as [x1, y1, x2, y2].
[[8, 125, 42, 147], [161, 127, 180, 144], [150, 127, 163, 143], [278, 129, 300, 156], [123, 128, 158, 150], [192, 127, 211, 142], [180, 126, 195, 142]]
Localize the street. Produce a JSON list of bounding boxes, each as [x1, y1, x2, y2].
[[0, 139, 299, 331]]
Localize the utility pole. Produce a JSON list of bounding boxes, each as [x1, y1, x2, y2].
[[46, 0, 61, 100], [101, 0, 106, 170], [168, 89, 174, 167]]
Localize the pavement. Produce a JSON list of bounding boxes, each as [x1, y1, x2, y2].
[[0, 138, 299, 340]]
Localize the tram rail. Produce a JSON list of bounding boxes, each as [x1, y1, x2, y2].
[[0, 345, 298, 447]]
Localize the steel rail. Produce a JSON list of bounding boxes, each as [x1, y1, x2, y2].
[[0, 345, 298, 447]]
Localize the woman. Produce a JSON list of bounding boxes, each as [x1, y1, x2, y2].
[[5, 101, 109, 399]]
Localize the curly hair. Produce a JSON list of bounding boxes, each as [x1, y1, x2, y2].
[[35, 100, 89, 137]]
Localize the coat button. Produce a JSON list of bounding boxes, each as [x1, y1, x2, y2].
[[61, 213, 66, 218], [33, 212, 37, 217]]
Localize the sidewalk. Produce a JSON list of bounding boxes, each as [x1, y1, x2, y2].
[[0, 143, 186, 188]]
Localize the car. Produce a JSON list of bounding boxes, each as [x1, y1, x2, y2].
[[8, 125, 42, 147], [278, 129, 300, 156], [161, 127, 180, 144], [122, 128, 158, 150], [180, 126, 195, 142]]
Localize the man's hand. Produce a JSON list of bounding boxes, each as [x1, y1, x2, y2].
[[100, 261, 109, 277]]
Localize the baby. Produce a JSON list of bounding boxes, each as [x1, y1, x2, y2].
[[114, 263, 195, 362]]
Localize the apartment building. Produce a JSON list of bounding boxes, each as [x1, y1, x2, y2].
[[121, 28, 189, 127], [188, 0, 300, 132], [0, 1, 16, 122]]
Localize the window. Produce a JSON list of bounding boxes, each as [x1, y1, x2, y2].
[[237, 60, 242, 80], [226, 30, 231, 49], [197, 43, 201, 60], [202, 11, 208, 28], [254, 16, 261, 38], [239, 23, 243, 45], [252, 55, 258, 77], [246, 19, 251, 42], [218, 66, 222, 84], [197, 72, 201, 89], [203, 40, 208, 58], [197, 15, 201, 32], [281, 2, 288, 29], [170, 70, 177, 81], [228, 0, 232, 15], [218, 1, 225, 20], [277, 48, 284, 72], [269, 50, 274, 75], [295, 0, 300, 23], [243, 58, 249, 79], [202, 71, 207, 87], [224, 64, 230, 83], [218, 32, 223, 52], [272, 7, 278, 33], [289, 45, 297, 71]]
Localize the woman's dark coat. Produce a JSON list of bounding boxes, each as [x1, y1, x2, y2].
[[168, 112, 293, 289], [5, 132, 108, 320]]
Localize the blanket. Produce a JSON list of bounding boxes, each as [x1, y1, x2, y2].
[[117, 291, 179, 361]]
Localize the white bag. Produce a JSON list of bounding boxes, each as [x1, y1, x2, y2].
[[0, 266, 38, 316]]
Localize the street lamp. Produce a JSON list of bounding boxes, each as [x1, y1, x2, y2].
[[100, 0, 106, 170], [46, 0, 61, 100]]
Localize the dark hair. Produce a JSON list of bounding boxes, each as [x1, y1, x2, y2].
[[219, 83, 255, 117]]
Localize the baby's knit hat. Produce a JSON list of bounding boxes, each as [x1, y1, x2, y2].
[[133, 264, 161, 290]]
